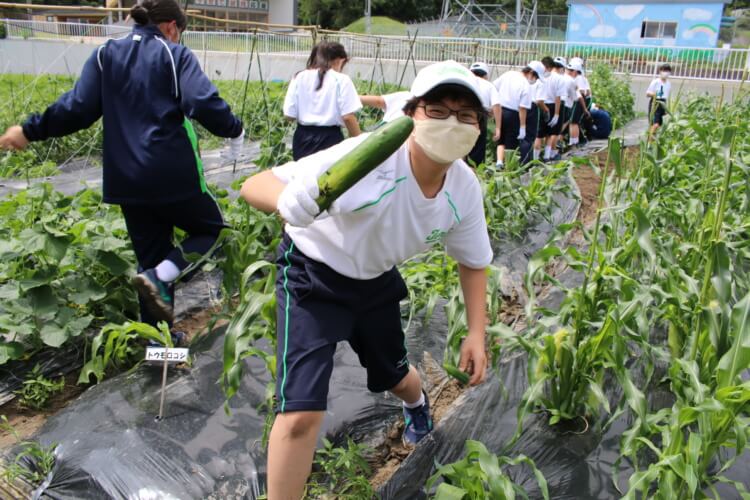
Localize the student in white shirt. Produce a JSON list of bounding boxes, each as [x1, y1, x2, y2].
[[467, 62, 502, 167], [283, 41, 362, 160], [359, 91, 412, 125], [564, 61, 591, 148], [241, 61, 492, 500], [519, 60, 547, 165], [493, 67, 534, 168], [646, 63, 672, 138], [536, 56, 566, 162]]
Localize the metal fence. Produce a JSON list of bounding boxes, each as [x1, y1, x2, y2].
[[2, 19, 749, 82]]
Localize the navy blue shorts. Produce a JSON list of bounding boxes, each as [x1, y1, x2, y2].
[[274, 234, 410, 413], [292, 124, 344, 161], [649, 99, 667, 126], [497, 107, 520, 150]]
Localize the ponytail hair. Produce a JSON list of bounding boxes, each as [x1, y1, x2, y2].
[[130, 0, 187, 31], [305, 41, 348, 91]]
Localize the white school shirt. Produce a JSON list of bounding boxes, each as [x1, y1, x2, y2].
[[530, 80, 545, 104], [474, 77, 501, 112], [575, 74, 591, 97], [543, 71, 567, 106], [272, 136, 494, 280], [647, 78, 671, 101], [562, 73, 579, 109], [283, 69, 362, 126], [494, 71, 531, 111], [382, 91, 412, 122]]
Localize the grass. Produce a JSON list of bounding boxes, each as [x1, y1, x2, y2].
[[343, 16, 408, 36]]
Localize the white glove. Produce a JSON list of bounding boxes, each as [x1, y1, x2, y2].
[[517, 127, 526, 140], [277, 173, 320, 227], [228, 129, 245, 160], [548, 115, 559, 127]]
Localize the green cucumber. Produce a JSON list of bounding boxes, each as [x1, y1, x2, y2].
[[315, 116, 414, 213], [443, 363, 470, 385]]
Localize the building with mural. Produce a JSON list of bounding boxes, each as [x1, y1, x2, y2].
[[565, 0, 730, 48]]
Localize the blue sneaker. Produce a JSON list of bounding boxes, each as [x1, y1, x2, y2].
[[132, 268, 174, 323], [402, 392, 433, 445]]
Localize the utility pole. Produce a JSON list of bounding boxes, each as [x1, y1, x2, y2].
[[516, 0, 521, 38], [365, 0, 371, 34]]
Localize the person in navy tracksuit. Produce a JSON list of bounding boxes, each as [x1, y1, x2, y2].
[[0, 0, 244, 341]]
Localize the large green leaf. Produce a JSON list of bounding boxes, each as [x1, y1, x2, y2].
[[716, 293, 750, 388], [0, 341, 25, 364]]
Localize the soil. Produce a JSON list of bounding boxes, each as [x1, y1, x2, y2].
[[572, 163, 602, 228], [0, 372, 85, 449]]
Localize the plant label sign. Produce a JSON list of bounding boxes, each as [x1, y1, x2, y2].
[[145, 347, 189, 363]]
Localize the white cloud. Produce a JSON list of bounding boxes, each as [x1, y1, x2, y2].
[[682, 30, 695, 40], [627, 27, 642, 45], [570, 23, 580, 32], [589, 24, 617, 38], [683, 8, 713, 21], [614, 5, 644, 20]]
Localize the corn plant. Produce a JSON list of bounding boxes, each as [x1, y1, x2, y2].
[[0, 416, 57, 487], [305, 437, 376, 499], [14, 364, 65, 410], [426, 440, 549, 500], [78, 321, 174, 384]]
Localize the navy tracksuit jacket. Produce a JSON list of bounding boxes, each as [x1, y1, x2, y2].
[[22, 24, 243, 205]]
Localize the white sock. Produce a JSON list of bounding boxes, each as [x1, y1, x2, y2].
[[155, 259, 180, 283], [544, 145, 553, 159], [533, 149, 540, 160], [403, 392, 425, 409], [496, 161, 504, 168], [569, 137, 579, 145]]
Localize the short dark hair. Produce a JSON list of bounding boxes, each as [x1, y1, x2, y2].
[[658, 63, 672, 72], [130, 0, 187, 31], [522, 67, 539, 80], [541, 56, 554, 70], [402, 83, 485, 116]]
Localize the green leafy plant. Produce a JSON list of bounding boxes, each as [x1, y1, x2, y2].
[[426, 440, 549, 500], [78, 321, 174, 384], [588, 64, 635, 129], [305, 437, 376, 499], [0, 416, 57, 487], [14, 364, 65, 410]]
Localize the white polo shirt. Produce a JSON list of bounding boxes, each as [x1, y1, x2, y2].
[[382, 91, 412, 122], [283, 68, 362, 126], [474, 77, 501, 112], [647, 78, 671, 101], [562, 73, 579, 109], [493, 71, 531, 111], [543, 71, 567, 105], [272, 135, 494, 279], [530, 80, 545, 104], [575, 74, 591, 97]]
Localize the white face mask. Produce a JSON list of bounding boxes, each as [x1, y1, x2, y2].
[[413, 116, 480, 164], [660, 71, 671, 79]]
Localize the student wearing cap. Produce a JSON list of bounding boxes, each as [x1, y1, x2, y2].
[[359, 91, 412, 125], [467, 62, 501, 167], [646, 63, 672, 138], [570, 57, 592, 106], [283, 41, 362, 160], [492, 65, 535, 168], [241, 60, 491, 500], [520, 61, 547, 165], [564, 60, 591, 148], [536, 56, 567, 162]]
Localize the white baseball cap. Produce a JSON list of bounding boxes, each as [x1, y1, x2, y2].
[[525, 60, 546, 82], [410, 60, 482, 103], [553, 56, 567, 68], [567, 61, 584, 74], [469, 61, 490, 76]]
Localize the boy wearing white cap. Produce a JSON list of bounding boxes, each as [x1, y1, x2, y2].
[[468, 61, 502, 167], [241, 61, 492, 500], [564, 60, 591, 148]]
